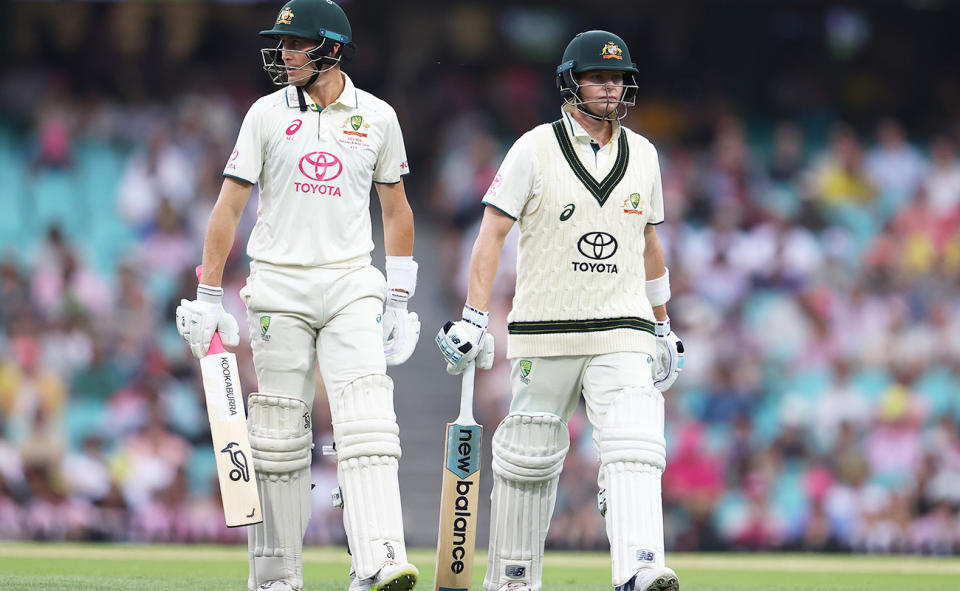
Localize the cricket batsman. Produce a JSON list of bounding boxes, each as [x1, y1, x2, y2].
[[175, 1, 420, 589], [436, 30, 685, 591]]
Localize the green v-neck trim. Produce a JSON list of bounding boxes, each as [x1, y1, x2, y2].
[[551, 119, 629, 207]]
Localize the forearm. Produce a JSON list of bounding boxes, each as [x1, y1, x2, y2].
[[382, 202, 414, 256], [200, 179, 251, 287], [466, 225, 508, 312], [644, 226, 668, 321]]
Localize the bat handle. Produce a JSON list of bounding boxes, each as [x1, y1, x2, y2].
[[196, 264, 227, 356], [457, 363, 477, 426]]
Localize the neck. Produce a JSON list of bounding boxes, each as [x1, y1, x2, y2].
[[304, 68, 344, 109], [570, 107, 614, 145]]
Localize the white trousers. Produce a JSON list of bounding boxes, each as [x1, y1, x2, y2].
[[240, 261, 387, 404]]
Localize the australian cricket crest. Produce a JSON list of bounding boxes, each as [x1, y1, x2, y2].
[[276, 6, 294, 24], [340, 114, 372, 148], [350, 115, 363, 131], [601, 41, 623, 60], [519, 359, 532, 384], [623, 192, 643, 215], [260, 316, 271, 341]]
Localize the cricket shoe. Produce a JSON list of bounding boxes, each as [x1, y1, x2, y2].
[[616, 566, 679, 591], [495, 583, 532, 590], [256, 580, 296, 591], [348, 562, 419, 591]]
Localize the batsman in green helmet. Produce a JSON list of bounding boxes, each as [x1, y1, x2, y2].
[[176, 1, 421, 590], [437, 29, 683, 591]]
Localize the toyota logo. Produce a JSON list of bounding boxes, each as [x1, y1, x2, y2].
[[577, 232, 618, 260], [298, 152, 343, 182]]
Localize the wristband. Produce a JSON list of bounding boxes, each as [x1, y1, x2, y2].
[[654, 317, 671, 338], [197, 283, 223, 304], [385, 256, 418, 298], [646, 268, 671, 307]]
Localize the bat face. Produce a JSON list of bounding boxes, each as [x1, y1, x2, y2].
[[435, 422, 482, 591], [200, 349, 262, 527]]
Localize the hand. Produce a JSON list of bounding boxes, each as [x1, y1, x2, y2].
[[435, 305, 492, 375], [653, 317, 684, 392], [175, 285, 240, 359], [382, 290, 420, 366]]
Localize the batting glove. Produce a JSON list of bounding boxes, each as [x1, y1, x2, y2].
[[175, 284, 240, 359], [382, 289, 421, 366], [436, 305, 494, 375], [653, 317, 684, 392]]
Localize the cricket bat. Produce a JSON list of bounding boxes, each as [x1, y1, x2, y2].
[[195, 266, 262, 527], [434, 363, 482, 591]]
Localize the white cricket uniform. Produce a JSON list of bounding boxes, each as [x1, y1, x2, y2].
[[224, 74, 412, 590], [480, 107, 670, 590], [225, 72, 409, 399]]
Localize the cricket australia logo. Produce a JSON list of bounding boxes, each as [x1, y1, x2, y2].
[[601, 41, 623, 60], [276, 6, 294, 24], [350, 115, 363, 130], [260, 316, 271, 341], [221, 442, 251, 482], [623, 193, 643, 215], [519, 360, 532, 384]]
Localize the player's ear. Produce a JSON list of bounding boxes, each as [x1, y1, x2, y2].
[[329, 42, 341, 57]]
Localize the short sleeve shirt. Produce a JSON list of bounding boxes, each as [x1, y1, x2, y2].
[[224, 73, 409, 267]]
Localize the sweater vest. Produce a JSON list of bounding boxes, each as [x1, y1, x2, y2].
[[507, 120, 660, 358]]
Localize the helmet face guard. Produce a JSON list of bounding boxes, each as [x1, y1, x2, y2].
[[556, 60, 639, 122], [261, 38, 346, 87]]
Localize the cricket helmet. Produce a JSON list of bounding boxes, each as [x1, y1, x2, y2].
[[260, 0, 356, 87], [556, 30, 640, 121]]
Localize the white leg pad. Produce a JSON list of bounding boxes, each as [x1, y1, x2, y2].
[[246, 393, 314, 591], [484, 413, 569, 591], [597, 386, 667, 586], [332, 374, 406, 580]]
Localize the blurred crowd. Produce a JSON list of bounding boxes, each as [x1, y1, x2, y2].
[[1, 0, 960, 556]]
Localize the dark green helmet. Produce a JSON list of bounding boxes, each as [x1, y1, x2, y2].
[[260, 0, 352, 44], [556, 30, 639, 120], [259, 0, 356, 88]]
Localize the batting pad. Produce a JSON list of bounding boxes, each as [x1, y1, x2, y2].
[[332, 374, 406, 580], [246, 393, 314, 591], [485, 413, 569, 591], [597, 387, 667, 586]]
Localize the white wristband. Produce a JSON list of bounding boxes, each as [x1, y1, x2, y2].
[[462, 304, 489, 332], [385, 256, 418, 298], [197, 283, 223, 304], [646, 268, 671, 307]]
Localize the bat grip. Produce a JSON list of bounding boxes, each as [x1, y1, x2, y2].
[[196, 264, 227, 355], [457, 363, 477, 425]]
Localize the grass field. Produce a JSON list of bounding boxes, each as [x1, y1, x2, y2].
[[1, 543, 958, 590]]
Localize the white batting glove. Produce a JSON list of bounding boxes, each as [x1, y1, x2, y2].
[[382, 290, 421, 366], [175, 284, 240, 360], [653, 317, 684, 392], [436, 305, 494, 375]]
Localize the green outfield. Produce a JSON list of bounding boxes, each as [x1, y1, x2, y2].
[[0, 543, 958, 590]]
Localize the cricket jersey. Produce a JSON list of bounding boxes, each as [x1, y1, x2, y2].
[[482, 107, 665, 359], [224, 72, 409, 268]]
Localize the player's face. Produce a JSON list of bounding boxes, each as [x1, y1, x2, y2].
[[577, 71, 626, 118], [279, 35, 320, 85]]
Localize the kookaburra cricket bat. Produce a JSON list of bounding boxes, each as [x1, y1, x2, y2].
[[434, 363, 482, 591], [195, 266, 262, 527]]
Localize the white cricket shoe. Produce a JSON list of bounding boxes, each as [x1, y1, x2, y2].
[[348, 562, 419, 591], [615, 566, 679, 591], [256, 580, 296, 591]]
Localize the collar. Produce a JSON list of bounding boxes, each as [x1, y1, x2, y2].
[[561, 105, 621, 145], [284, 71, 359, 111]]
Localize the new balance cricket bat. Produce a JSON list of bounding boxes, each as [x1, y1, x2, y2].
[[195, 266, 262, 527], [434, 363, 482, 591]]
